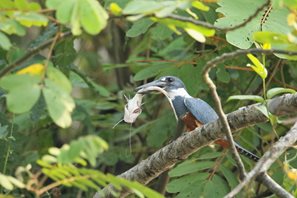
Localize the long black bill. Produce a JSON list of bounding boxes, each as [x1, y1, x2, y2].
[[135, 79, 166, 92]]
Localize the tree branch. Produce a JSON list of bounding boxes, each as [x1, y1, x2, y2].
[[225, 121, 297, 198], [94, 93, 297, 198], [256, 173, 294, 198], [167, 0, 270, 32]]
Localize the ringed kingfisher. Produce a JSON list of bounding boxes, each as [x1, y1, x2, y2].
[[137, 76, 259, 162]]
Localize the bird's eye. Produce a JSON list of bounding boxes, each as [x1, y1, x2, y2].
[[166, 77, 174, 83]]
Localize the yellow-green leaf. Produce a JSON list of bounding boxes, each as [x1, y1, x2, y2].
[[247, 53, 267, 79], [185, 28, 205, 42], [192, 1, 209, 11], [0, 31, 12, 50]]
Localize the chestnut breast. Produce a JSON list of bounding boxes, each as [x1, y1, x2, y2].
[[181, 112, 203, 131]]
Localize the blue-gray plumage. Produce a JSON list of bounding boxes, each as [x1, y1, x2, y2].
[[184, 98, 218, 124], [136, 76, 259, 161]]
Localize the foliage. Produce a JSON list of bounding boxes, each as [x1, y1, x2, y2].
[[0, 0, 297, 197]]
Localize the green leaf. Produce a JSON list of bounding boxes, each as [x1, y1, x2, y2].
[[220, 166, 238, 189], [0, 32, 12, 50], [215, 0, 290, 49], [126, 18, 154, 37], [167, 173, 208, 193], [0, 19, 26, 36], [197, 152, 222, 160], [47, 65, 72, 93], [253, 31, 297, 60], [15, 12, 48, 27], [169, 160, 214, 177], [216, 67, 230, 83], [53, 38, 76, 68], [79, 0, 108, 35], [123, 0, 164, 15], [227, 95, 264, 103], [267, 87, 296, 99], [203, 175, 229, 197], [150, 23, 173, 40], [255, 104, 269, 118], [0, 74, 41, 113], [46, 0, 108, 35], [43, 79, 75, 128], [57, 135, 108, 166]]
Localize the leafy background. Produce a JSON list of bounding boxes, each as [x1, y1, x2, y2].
[[0, 0, 297, 197]]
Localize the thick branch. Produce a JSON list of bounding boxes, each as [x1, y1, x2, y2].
[[225, 121, 297, 198], [94, 93, 297, 198]]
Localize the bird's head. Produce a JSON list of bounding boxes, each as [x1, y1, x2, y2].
[[136, 76, 189, 99]]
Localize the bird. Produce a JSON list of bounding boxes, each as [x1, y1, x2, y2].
[[136, 75, 259, 162]]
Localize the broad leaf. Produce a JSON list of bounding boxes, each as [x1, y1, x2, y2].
[[215, 0, 290, 49], [43, 79, 75, 128], [15, 12, 48, 27], [0, 74, 41, 113], [253, 31, 297, 60], [46, 0, 108, 35], [169, 160, 214, 177], [227, 95, 264, 103], [0, 32, 12, 50], [47, 65, 72, 93], [267, 87, 296, 99], [126, 18, 154, 37]]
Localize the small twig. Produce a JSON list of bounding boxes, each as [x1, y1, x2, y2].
[[44, 29, 61, 71], [224, 65, 253, 71], [257, 173, 293, 198], [167, 0, 270, 32], [0, 31, 71, 78], [225, 122, 297, 198]]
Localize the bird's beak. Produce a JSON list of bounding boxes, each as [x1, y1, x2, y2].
[[136, 79, 166, 93]]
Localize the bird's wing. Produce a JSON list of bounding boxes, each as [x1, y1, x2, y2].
[[184, 98, 218, 124]]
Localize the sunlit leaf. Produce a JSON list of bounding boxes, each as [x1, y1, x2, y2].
[[109, 3, 122, 16], [46, 0, 108, 35], [43, 79, 75, 128], [0, 74, 41, 113], [169, 160, 214, 177], [15, 12, 48, 27], [0, 32, 12, 50], [192, 1, 209, 11], [247, 53, 267, 79], [185, 28, 206, 42], [17, 63, 45, 75]]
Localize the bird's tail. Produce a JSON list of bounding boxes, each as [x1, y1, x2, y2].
[[234, 142, 259, 162], [215, 139, 260, 162]]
